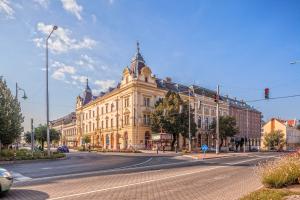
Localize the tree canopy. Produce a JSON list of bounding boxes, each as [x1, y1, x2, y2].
[[150, 91, 197, 150], [211, 115, 238, 150], [263, 130, 285, 150], [25, 124, 60, 150], [0, 77, 24, 147]]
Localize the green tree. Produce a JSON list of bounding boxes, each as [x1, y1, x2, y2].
[[82, 134, 91, 151], [150, 91, 197, 150], [24, 131, 32, 144], [0, 77, 24, 148], [211, 116, 238, 151], [30, 124, 60, 150], [263, 130, 285, 150]]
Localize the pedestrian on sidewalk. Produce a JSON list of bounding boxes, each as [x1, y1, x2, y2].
[[156, 144, 159, 154], [162, 144, 165, 153], [88, 144, 91, 152]]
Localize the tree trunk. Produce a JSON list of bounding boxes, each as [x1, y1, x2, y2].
[[219, 139, 224, 152], [42, 140, 44, 151], [171, 136, 176, 151]]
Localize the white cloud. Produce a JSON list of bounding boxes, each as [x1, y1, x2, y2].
[[51, 61, 76, 80], [94, 80, 116, 92], [71, 75, 88, 84], [108, 0, 114, 4], [0, 0, 14, 18], [76, 54, 95, 70], [33, 22, 96, 53], [33, 0, 49, 8], [61, 0, 82, 20]]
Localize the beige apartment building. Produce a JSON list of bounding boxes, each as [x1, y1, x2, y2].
[[261, 118, 300, 151], [73, 43, 261, 150], [50, 112, 77, 147]]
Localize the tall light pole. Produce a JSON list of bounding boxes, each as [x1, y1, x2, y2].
[[216, 85, 220, 154], [15, 82, 27, 149], [46, 25, 58, 157], [188, 89, 191, 152], [16, 83, 28, 100]]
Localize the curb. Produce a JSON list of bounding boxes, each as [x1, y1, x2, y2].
[[0, 156, 67, 165]]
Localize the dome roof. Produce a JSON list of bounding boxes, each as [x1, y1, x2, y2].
[[130, 42, 146, 76]]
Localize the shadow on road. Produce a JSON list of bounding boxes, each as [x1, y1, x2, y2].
[[0, 189, 49, 200]]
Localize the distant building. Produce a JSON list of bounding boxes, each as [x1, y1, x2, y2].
[[50, 112, 77, 147], [261, 118, 300, 150], [227, 99, 262, 150]]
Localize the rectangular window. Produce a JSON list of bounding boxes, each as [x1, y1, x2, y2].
[[106, 104, 108, 113], [106, 119, 108, 128], [111, 118, 113, 127], [89, 110, 91, 118], [111, 103, 114, 112], [197, 117, 202, 128], [101, 107, 104, 115], [144, 97, 150, 107], [125, 98, 129, 107], [101, 121, 104, 129], [143, 114, 150, 125], [124, 115, 129, 125]]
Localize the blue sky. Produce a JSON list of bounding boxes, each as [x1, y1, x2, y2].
[[1, 0, 300, 131]]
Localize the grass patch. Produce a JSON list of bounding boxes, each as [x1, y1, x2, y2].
[[257, 152, 300, 188], [240, 188, 300, 200], [0, 149, 65, 161]]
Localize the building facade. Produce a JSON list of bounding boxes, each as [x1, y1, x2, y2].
[[261, 118, 300, 151], [73, 43, 262, 151], [228, 99, 262, 150], [50, 112, 77, 147]]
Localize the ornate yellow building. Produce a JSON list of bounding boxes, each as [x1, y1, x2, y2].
[[75, 43, 260, 150]]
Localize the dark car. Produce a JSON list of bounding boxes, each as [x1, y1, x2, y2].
[[57, 145, 69, 153]]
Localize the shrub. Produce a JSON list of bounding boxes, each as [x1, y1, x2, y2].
[[257, 153, 300, 188]]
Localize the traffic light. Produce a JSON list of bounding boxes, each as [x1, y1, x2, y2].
[[264, 88, 270, 99], [214, 94, 219, 103]]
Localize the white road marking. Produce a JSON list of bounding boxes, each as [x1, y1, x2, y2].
[[12, 172, 32, 182], [47, 157, 266, 200]]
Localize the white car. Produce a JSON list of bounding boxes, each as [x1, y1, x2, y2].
[[0, 168, 13, 193]]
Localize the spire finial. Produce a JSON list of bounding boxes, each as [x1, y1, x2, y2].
[[86, 78, 89, 88], [137, 41, 140, 53]]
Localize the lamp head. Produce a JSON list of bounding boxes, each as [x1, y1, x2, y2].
[[22, 93, 28, 100], [53, 25, 58, 30]]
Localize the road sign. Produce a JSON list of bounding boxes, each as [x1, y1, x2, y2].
[[201, 144, 208, 152]]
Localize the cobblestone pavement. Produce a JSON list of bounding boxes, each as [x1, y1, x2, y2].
[[1, 153, 280, 200]]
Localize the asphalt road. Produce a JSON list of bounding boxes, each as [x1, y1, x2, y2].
[[1, 152, 280, 200]]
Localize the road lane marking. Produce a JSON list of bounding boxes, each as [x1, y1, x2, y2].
[[47, 157, 267, 200]]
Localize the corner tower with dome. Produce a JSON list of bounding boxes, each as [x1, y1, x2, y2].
[[76, 42, 167, 150]]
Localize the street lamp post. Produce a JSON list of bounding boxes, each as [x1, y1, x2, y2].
[[46, 25, 58, 157], [15, 82, 27, 149], [15, 82, 27, 100]]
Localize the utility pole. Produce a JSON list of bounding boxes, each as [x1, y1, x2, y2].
[[46, 25, 57, 157], [188, 89, 191, 152], [31, 118, 34, 156], [216, 85, 220, 154]]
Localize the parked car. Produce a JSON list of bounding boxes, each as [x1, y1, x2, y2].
[[0, 168, 13, 193], [57, 145, 69, 153]]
